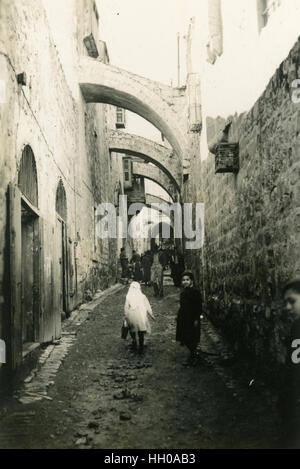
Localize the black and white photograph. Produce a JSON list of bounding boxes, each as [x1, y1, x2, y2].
[[0, 0, 300, 452]]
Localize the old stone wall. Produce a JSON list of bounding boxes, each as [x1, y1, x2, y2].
[[0, 0, 78, 361], [188, 36, 300, 373], [182, 131, 203, 287], [0, 0, 120, 378]]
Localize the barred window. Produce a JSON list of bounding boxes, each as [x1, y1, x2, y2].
[[123, 158, 132, 186], [116, 107, 126, 129]]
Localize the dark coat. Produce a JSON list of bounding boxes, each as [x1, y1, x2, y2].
[[176, 286, 202, 349], [133, 259, 143, 281], [278, 318, 300, 447], [141, 254, 152, 282]]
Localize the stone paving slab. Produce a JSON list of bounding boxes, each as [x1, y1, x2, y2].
[[0, 285, 279, 449], [13, 284, 125, 406]]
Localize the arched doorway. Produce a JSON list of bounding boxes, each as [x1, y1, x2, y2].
[[18, 146, 40, 350], [54, 179, 69, 327], [9, 145, 41, 368]]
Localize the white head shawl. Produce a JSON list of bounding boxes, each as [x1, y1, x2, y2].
[[125, 282, 147, 310]]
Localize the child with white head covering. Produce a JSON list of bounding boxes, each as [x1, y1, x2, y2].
[[124, 281, 155, 353]]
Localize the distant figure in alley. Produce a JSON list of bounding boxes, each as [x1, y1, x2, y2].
[[176, 271, 202, 366], [151, 247, 164, 298]]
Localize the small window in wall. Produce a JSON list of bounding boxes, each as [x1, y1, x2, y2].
[[116, 107, 126, 129], [18, 145, 38, 207], [123, 158, 132, 189]]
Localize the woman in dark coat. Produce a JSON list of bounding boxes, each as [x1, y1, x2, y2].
[[133, 255, 143, 282], [176, 271, 202, 365], [141, 251, 152, 286]]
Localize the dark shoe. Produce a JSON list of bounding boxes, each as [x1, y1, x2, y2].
[[182, 354, 197, 367], [130, 341, 137, 351]]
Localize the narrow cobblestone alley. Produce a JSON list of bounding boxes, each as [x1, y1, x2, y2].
[[0, 283, 280, 449]]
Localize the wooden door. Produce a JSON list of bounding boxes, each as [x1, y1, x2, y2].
[[36, 218, 44, 342], [66, 236, 75, 314], [62, 222, 69, 316], [33, 216, 42, 342], [9, 183, 22, 369], [53, 217, 63, 339]]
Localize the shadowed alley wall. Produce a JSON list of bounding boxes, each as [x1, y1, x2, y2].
[[185, 36, 300, 372]]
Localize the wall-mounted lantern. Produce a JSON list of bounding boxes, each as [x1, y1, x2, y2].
[[214, 142, 239, 173], [209, 121, 239, 174]]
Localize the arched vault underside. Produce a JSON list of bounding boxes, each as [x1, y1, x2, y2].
[[108, 130, 182, 190], [132, 161, 177, 201], [144, 194, 172, 217], [79, 57, 188, 166], [145, 194, 171, 208]]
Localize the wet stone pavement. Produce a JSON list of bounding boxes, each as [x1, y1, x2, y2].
[[0, 283, 280, 449]]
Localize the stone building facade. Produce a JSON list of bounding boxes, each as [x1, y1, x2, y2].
[[184, 1, 300, 374], [1, 0, 298, 387], [0, 0, 123, 382]]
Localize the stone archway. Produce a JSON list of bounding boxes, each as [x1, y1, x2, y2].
[[144, 203, 173, 219], [9, 145, 41, 367], [108, 130, 182, 190], [145, 194, 172, 208], [79, 58, 188, 165], [132, 161, 178, 202]]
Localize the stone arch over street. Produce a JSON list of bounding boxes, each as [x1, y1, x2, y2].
[[145, 193, 172, 208], [143, 203, 172, 218], [108, 130, 182, 190], [79, 57, 188, 164], [132, 161, 178, 202]]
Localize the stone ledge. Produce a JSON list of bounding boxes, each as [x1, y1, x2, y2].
[[70, 283, 125, 319], [22, 342, 41, 359]]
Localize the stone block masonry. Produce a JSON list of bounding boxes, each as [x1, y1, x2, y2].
[[0, 0, 121, 378], [185, 36, 300, 374]]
